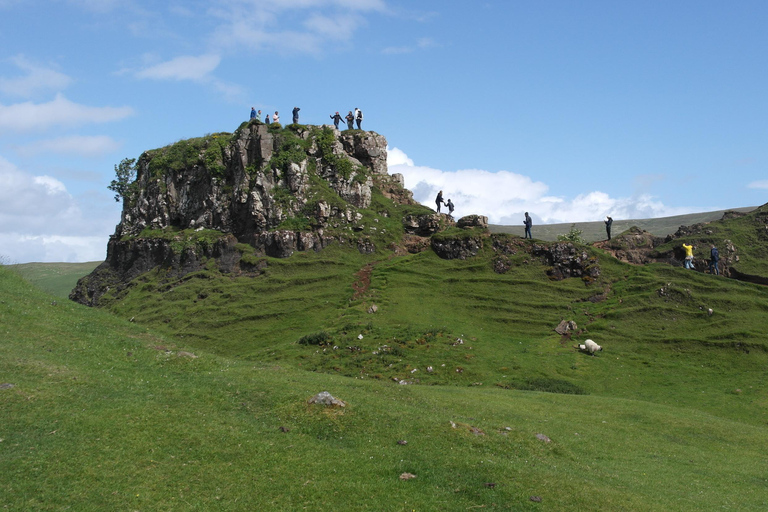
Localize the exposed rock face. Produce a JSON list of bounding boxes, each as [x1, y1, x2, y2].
[[70, 123, 416, 306], [431, 236, 483, 260], [533, 242, 600, 281], [457, 215, 488, 229], [117, 124, 389, 240]]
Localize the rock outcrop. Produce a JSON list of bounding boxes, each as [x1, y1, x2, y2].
[[71, 122, 422, 306]]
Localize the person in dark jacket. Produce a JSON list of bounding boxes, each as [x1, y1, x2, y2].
[[524, 212, 532, 239], [292, 107, 300, 124], [446, 198, 454, 216], [250, 107, 256, 120], [435, 191, 444, 213], [345, 111, 354, 129], [709, 245, 720, 275], [605, 216, 613, 240], [330, 112, 343, 129]]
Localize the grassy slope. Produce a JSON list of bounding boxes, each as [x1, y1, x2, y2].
[[489, 206, 757, 241], [8, 261, 101, 298], [2, 264, 768, 511]]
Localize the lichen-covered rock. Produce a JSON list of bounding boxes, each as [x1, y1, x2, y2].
[[533, 242, 600, 281], [457, 215, 488, 229], [431, 236, 483, 260]]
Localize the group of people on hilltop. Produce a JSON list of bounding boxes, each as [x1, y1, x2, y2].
[[330, 108, 363, 130], [249, 106, 363, 130]]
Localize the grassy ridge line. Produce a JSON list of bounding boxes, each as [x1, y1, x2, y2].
[[489, 206, 757, 241], [7, 261, 101, 298], [1, 266, 767, 510]]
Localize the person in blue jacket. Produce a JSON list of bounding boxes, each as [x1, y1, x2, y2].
[[709, 245, 720, 275], [524, 212, 532, 239], [250, 107, 256, 120]]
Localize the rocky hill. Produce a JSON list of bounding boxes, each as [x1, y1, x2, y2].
[[71, 122, 461, 306]]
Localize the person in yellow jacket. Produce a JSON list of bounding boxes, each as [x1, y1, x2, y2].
[[682, 243, 694, 269]]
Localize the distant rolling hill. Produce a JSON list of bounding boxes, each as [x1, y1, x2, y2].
[[8, 261, 101, 298], [489, 206, 758, 242]]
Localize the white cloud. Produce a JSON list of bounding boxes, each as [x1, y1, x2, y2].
[[0, 156, 116, 263], [135, 54, 221, 81], [0, 94, 134, 132], [15, 135, 122, 158], [208, 0, 386, 54], [0, 55, 73, 98], [387, 147, 694, 225], [748, 180, 768, 190]]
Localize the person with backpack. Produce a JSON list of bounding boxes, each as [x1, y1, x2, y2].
[[709, 245, 720, 275], [355, 108, 363, 129], [345, 111, 354, 129], [605, 216, 613, 240]]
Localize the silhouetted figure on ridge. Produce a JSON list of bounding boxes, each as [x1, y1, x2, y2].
[[524, 212, 532, 239]]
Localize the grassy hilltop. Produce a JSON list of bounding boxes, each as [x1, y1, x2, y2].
[[3, 206, 768, 509]]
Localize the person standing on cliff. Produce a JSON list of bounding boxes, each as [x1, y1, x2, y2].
[[273, 111, 280, 124], [524, 212, 533, 239], [345, 111, 354, 129], [605, 216, 613, 240], [446, 198, 454, 216], [709, 245, 720, 275], [250, 107, 256, 121], [292, 107, 300, 124], [330, 112, 343, 129], [435, 190, 444, 213], [265, 113, 270, 124], [355, 108, 363, 129]]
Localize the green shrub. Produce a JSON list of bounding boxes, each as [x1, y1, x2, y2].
[[297, 331, 330, 345], [557, 224, 586, 244]]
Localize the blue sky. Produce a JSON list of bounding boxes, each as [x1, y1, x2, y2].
[[1, 0, 766, 263]]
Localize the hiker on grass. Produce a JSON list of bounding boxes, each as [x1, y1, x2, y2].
[[682, 243, 694, 269], [345, 111, 354, 130], [330, 112, 343, 129], [250, 107, 256, 121], [273, 111, 280, 124], [446, 198, 454, 216], [605, 216, 613, 240], [524, 212, 533, 239], [265, 113, 270, 124], [292, 106, 300, 124], [435, 191, 444, 213], [710, 245, 720, 275], [355, 108, 363, 129]]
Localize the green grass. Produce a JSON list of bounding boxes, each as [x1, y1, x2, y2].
[[6, 203, 768, 509], [2, 265, 768, 510], [8, 261, 101, 298]]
